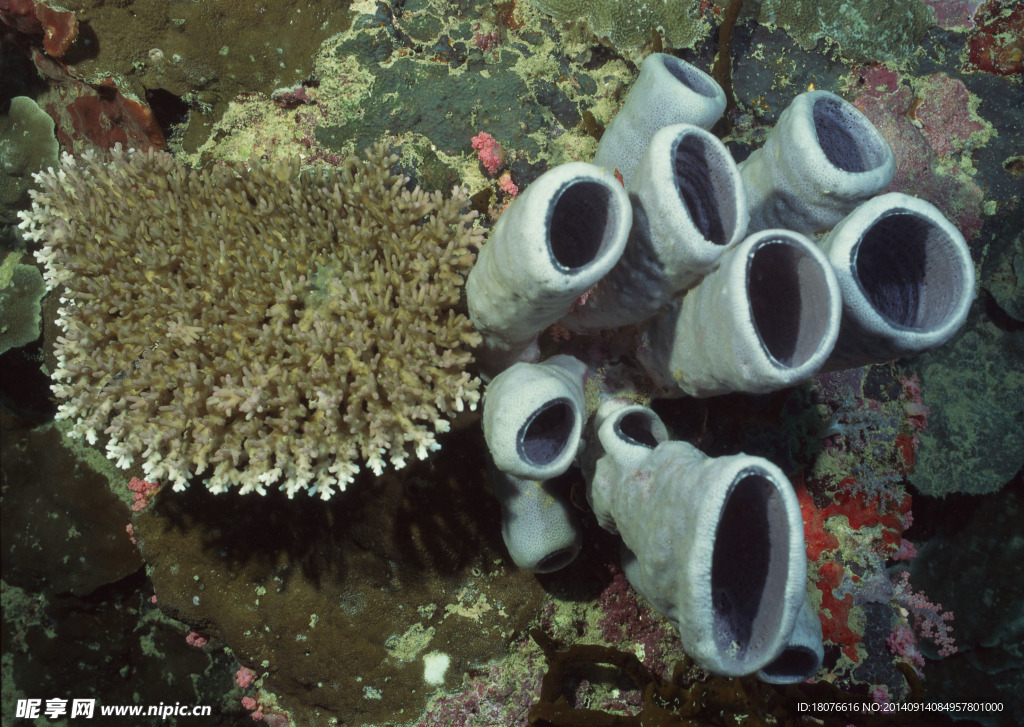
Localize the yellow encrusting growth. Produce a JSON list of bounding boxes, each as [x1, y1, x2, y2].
[[19, 145, 483, 499]]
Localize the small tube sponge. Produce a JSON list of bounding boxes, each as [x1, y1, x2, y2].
[[564, 123, 747, 331], [581, 399, 668, 533], [482, 355, 586, 481], [638, 229, 842, 397], [594, 54, 726, 186], [488, 466, 582, 573], [739, 90, 895, 235], [466, 163, 631, 375], [483, 355, 586, 572], [819, 192, 976, 369]]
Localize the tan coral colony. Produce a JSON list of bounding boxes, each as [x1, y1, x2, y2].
[[18, 145, 483, 499]]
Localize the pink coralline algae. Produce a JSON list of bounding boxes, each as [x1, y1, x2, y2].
[[923, 0, 986, 29], [185, 630, 209, 648], [886, 570, 957, 678], [271, 83, 316, 108], [414, 643, 543, 727], [887, 623, 926, 672], [908, 76, 987, 159], [963, 0, 1024, 78], [850, 66, 990, 240], [414, 564, 691, 724], [0, 0, 79, 58], [472, 29, 501, 51], [236, 666, 258, 688], [241, 693, 291, 726], [127, 476, 160, 512], [498, 170, 519, 197], [891, 570, 958, 658], [597, 565, 683, 678], [471, 131, 505, 175], [900, 375, 930, 432]]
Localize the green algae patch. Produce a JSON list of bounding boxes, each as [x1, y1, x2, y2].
[[759, 0, 935, 65], [909, 314, 1024, 497], [0, 253, 46, 355], [315, 57, 545, 160], [532, 0, 712, 52]]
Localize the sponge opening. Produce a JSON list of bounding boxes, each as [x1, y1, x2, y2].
[[663, 56, 719, 99], [854, 211, 964, 330], [672, 133, 731, 245], [812, 95, 889, 173], [548, 180, 615, 270], [517, 397, 577, 466], [748, 239, 834, 368], [710, 471, 791, 667]]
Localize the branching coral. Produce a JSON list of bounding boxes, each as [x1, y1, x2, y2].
[[19, 145, 483, 498]]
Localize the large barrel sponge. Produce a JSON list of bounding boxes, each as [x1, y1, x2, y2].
[[18, 145, 484, 499]]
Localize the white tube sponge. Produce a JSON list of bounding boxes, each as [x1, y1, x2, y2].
[[587, 439, 807, 677], [482, 354, 587, 481], [563, 123, 748, 331], [466, 163, 631, 376], [488, 468, 582, 574], [755, 594, 824, 684], [738, 90, 895, 235], [581, 399, 669, 532], [818, 192, 976, 370], [637, 229, 842, 397], [594, 54, 726, 187]]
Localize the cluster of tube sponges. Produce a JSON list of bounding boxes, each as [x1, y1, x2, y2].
[[471, 55, 975, 680], [19, 145, 483, 499]]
